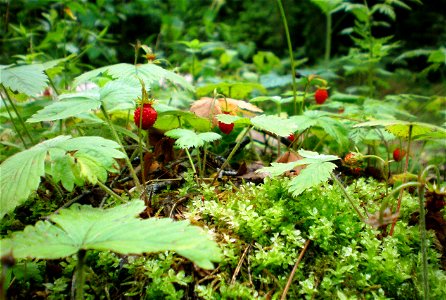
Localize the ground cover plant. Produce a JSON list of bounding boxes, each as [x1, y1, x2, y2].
[[1, 0, 445, 299]]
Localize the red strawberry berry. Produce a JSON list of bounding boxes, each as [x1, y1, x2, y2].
[[315, 88, 328, 105], [287, 134, 295, 142], [218, 112, 234, 134], [134, 103, 157, 129], [393, 148, 406, 162]]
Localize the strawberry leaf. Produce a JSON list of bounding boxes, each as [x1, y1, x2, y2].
[[196, 82, 266, 99], [0, 64, 48, 96], [73, 63, 194, 92], [1, 200, 221, 269], [165, 128, 221, 149], [251, 115, 298, 137], [0, 136, 125, 219]]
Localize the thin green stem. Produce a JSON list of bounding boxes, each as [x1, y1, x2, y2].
[[276, 0, 300, 115], [212, 125, 252, 185], [1, 94, 28, 148], [331, 173, 364, 220], [1, 84, 35, 145], [96, 181, 125, 203], [100, 105, 142, 193], [324, 12, 332, 65], [185, 148, 199, 184], [75, 249, 87, 300]]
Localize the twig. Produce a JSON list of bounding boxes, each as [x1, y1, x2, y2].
[[231, 244, 251, 285], [281, 239, 311, 300]]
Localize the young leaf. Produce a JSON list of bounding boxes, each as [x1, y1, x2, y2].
[[73, 63, 194, 92], [0, 200, 221, 269], [0, 64, 48, 96], [0, 136, 125, 219], [165, 128, 221, 149]]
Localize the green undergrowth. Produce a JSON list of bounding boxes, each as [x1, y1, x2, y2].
[[3, 176, 446, 299]]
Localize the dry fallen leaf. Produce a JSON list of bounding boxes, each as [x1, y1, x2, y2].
[[190, 97, 263, 125]]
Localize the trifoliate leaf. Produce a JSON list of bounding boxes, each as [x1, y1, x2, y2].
[[0, 64, 48, 96], [165, 128, 221, 149], [73, 63, 193, 92], [288, 161, 337, 197], [0, 200, 221, 269], [251, 115, 298, 137], [0, 136, 125, 219], [155, 109, 212, 132]]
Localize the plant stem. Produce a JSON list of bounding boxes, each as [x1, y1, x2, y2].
[[96, 181, 125, 203], [1, 94, 28, 148], [100, 105, 142, 193], [281, 239, 311, 300], [212, 125, 252, 185], [1, 84, 35, 145], [324, 12, 332, 65], [331, 173, 364, 220], [389, 124, 413, 236], [185, 148, 199, 184], [75, 249, 87, 300], [276, 0, 300, 115], [418, 183, 429, 300]]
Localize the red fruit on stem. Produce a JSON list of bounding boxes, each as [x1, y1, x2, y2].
[[288, 134, 295, 142], [315, 88, 328, 105], [134, 103, 157, 129], [218, 112, 234, 134], [393, 148, 406, 162]]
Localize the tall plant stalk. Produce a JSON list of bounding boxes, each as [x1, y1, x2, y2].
[[276, 0, 300, 115]]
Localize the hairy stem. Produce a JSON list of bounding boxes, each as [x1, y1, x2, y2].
[[331, 173, 364, 220], [75, 249, 87, 300]]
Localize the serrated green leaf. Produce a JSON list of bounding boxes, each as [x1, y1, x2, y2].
[[73, 63, 193, 92], [27, 92, 100, 122], [165, 128, 220, 149], [215, 114, 246, 125], [256, 162, 299, 176], [1, 64, 48, 96], [354, 120, 446, 140], [1, 200, 221, 269], [100, 80, 140, 112], [251, 115, 297, 137], [297, 149, 339, 162], [0, 136, 125, 219], [51, 155, 77, 191], [289, 162, 337, 197]]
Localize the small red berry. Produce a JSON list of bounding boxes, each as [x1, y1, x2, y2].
[[315, 88, 328, 105], [393, 148, 406, 162], [134, 103, 157, 129], [218, 112, 234, 134], [287, 134, 295, 142]]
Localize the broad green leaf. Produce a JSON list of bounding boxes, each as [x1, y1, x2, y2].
[[310, 0, 343, 13], [0, 64, 48, 96], [256, 162, 299, 177], [196, 82, 266, 99], [288, 162, 337, 197], [354, 120, 446, 140], [73, 63, 194, 92], [155, 109, 212, 132], [165, 128, 221, 149], [215, 114, 248, 125], [0, 136, 125, 219], [27, 92, 100, 122], [0, 200, 221, 269], [0, 135, 71, 219], [100, 79, 140, 112], [251, 115, 298, 137]]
